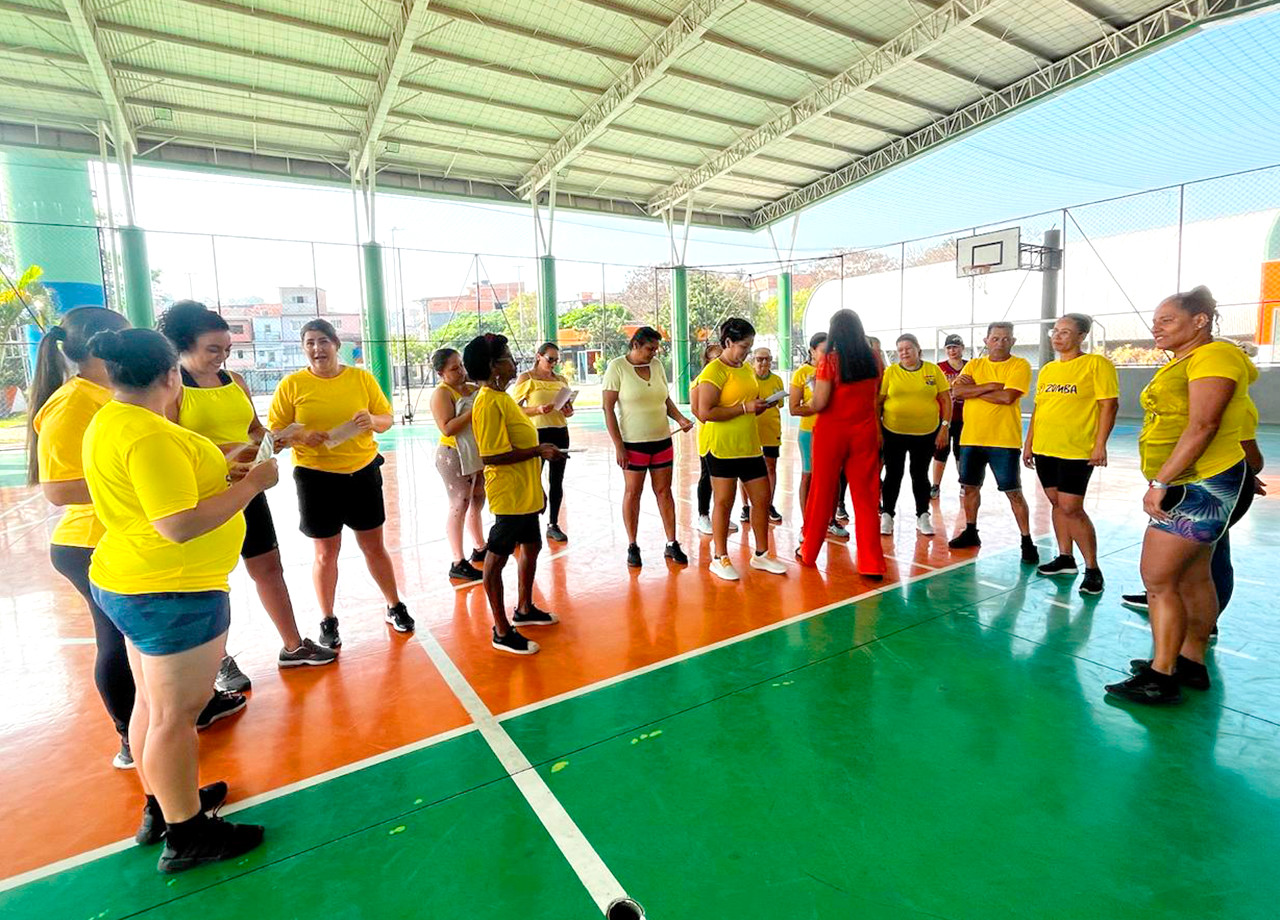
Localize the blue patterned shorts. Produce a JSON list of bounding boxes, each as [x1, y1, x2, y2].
[[1149, 461, 1247, 545]]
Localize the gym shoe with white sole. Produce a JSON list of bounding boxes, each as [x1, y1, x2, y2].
[[278, 638, 338, 668], [916, 512, 934, 536], [708, 556, 740, 581], [385, 603, 415, 633], [492, 627, 539, 655], [749, 553, 787, 575], [512, 605, 558, 627], [196, 692, 247, 731], [214, 656, 250, 694], [827, 522, 849, 538], [113, 734, 134, 770], [318, 616, 342, 649], [880, 512, 894, 535], [696, 514, 713, 535], [1037, 554, 1079, 577]]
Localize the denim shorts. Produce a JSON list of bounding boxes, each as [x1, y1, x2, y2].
[[957, 445, 1022, 492], [1149, 461, 1247, 545], [89, 586, 230, 656]]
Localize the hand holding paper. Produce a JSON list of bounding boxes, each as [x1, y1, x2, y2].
[[324, 419, 363, 449], [551, 387, 578, 412]]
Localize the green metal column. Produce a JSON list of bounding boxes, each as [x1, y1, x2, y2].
[[362, 242, 393, 399], [778, 271, 793, 375], [672, 265, 690, 403], [119, 226, 153, 329], [537, 254, 557, 343]]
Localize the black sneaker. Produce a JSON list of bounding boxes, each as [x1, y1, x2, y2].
[[214, 655, 251, 693], [664, 541, 689, 565], [948, 526, 981, 549], [1020, 537, 1040, 566], [1105, 665, 1182, 705], [385, 603, 415, 633], [547, 523, 568, 543], [1037, 554, 1078, 577], [136, 782, 231, 846], [112, 734, 134, 770], [739, 505, 751, 522], [157, 812, 264, 874], [512, 605, 558, 627], [627, 543, 642, 568], [470, 547, 488, 565], [1128, 655, 1210, 690], [835, 507, 850, 525], [1079, 568, 1104, 595], [278, 638, 338, 668], [318, 616, 342, 649], [491, 626, 539, 655], [1120, 593, 1149, 612], [448, 559, 483, 581], [768, 505, 783, 524], [196, 692, 247, 731]]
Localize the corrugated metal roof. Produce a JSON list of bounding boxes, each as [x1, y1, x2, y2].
[[1, 0, 1272, 230]]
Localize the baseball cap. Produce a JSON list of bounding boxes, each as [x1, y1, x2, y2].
[[944, 334, 964, 347]]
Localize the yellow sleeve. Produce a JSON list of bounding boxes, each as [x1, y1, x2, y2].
[[127, 434, 203, 522], [1006, 359, 1032, 395], [695, 362, 726, 392], [474, 397, 513, 457], [601, 360, 622, 393], [790, 367, 807, 388], [37, 398, 93, 483], [1188, 346, 1245, 385], [1093, 356, 1119, 400], [365, 370, 392, 416], [878, 368, 891, 396], [511, 376, 533, 404], [268, 376, 295, 430]]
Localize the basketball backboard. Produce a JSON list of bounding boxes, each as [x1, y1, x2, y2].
[[956, 227, 1020, 278]]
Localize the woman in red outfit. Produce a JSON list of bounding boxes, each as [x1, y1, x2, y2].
[[798, 310, 886, 578]]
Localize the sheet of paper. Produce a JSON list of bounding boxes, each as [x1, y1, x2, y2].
[[324, 420, 363, 449], [763, 389, 787, 406], [253, 432, 274, 466], [551, 387, 578, 411]]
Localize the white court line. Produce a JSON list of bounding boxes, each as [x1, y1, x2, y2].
[[978, 580, 1011, 590], [1046, 599, 1072, 611], [0, 723, 477, 894], [895, 556, 935, 571], [415, 630, 627, 913], [1215, 647, 1258, 661], [1122, 620, 1150, 631], [0, 491, 45, 524], [1235, 577, 1265, 587]]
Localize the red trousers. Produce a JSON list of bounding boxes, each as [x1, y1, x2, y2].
[[800, 420, 886, 575]]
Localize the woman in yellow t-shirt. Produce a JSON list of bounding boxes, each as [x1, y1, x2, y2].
[[692, 318, 786, 582], [463, 333, 567, 656], [877, 333, 951, 538], [1105, 287, 1250, 707], [1022, 313, 1118, 595], [28, 306, 135, 767], [268, 319, 409, 651], [160, 302, 335, 680], [512, 343, 574, 543], [739, 347, 786, 526], [430, 346, 487, 582], [84, 329, 275, 872]]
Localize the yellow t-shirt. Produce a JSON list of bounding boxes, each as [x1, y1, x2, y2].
[[512, 374, 568, 429], [1235, 356, 1259, 442], [268, 366, 391, 473], [1139, 341, 1248, 483], [1031, 353, 1120, 460], [755, 372, 785, 448], [472, 386, 543, 516], [178, 376, 254, 446], [880, 361, 949, 436], [695, 359, 761, 459], [602, 356, 671, 443], [959, 355, 1032, 450], [436, 383, 464, 449], [84, 402, 245, 594], [33, 376, 111, 548], [791, 364, 817, 432]]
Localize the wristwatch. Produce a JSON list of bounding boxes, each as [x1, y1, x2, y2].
[[1149, 480, 1170, 490], [940, 420, 950, 427]]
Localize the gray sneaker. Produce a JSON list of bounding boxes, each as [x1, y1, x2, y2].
[[214, 656, 251, 693], [279, 638, 339, 668]]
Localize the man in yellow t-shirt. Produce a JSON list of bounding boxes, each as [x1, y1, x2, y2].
[[948, 321, 1038, 564], [1023, 314, 1119, 594], [740, 348, 786, 524]]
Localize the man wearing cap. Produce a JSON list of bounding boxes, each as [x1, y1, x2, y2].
[[931, 334, 968, 499]]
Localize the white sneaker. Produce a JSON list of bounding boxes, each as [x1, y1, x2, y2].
[[708, 556, 740, 581], [880, 512, 894, 535], [728, 519, 740, 534], [697, 514, 713, 535], [749, 553, 787, 575], [827, 522, 848, 538], [916, 512, 935, 536]]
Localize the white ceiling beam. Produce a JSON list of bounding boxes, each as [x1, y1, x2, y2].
[[356, 0, 435, 178], [516, 0, 739, 199], [57, 0, 134, 149], [647, 0, 1002, 214]]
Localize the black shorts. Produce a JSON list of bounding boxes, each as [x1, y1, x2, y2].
[[957, 445, 1021, 492], [538, 427, 570, 450], [622, 437, 674, 471], [706, 452, 768, 483], [241, 491, 279, 559], [933, 419, 963, 462], [294, 455, 387, 539], [762, 445, 780, 459], [1034, 455, 1094, 496], [488, 512, 542, 556]]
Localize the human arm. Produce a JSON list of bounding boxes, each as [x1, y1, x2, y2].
[[430, 386, 473, 437], [1243, 439, 1266, 495], [1143, 376, 1236, 520], [353, 373, 394, 433], [602, 388, 628, 468], [665, 397, 693, 432], [482, 444, 563, 465], [230, 372, 267, 444], [1090, 398, 1118, 467], [810, 377, 832, 413], [935, 391, 953, 451], [1022, 409, 1036, 469], [692, 380, 763, 422], [42, 479, 92, 506], [789, 382, 816, 418], [267, 379, 325, 446], [152, 461, 278, 544]]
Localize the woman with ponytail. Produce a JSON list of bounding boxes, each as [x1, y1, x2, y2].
[[29, 307, 136, 768]]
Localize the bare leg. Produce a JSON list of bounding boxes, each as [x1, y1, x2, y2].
[[312, 534, 342, 620], [1005, 489, 1031, 536], [711, 476, 737, 557], [621, 469, 645, 544], [764, 456, 778, 510], [1180, 550, 1219, 664], [744, 476, 772, 553], [1141, 528, 1208, 674], [244, 550, 303, 648], [1056, 492, 1098, 568], [515, 543, 541, 613], [124, 643, 153, 796], [962, 484, 981, 526], [354, 526, 402, 606], [799, 472, 812, 522], [650, 466, 677, 542], [1043, 488, 1069, 556], [466, 475, 487, 552], [483, 551, 512, 634], [931, 458, 946, 489]]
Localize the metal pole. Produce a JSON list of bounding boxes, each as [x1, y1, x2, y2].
[[1176, 183, 1186, 291], [119, 225, 153, 328], [362, 241, 392, 397], [1039, 228, 1062, 367], [778, 269, 793, 375], [672, 265, 690, 403], [537, 254, 557, 344], [210, 235, 222, 309]]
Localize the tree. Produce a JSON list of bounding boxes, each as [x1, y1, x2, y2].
[[559, 301, 630, 361]]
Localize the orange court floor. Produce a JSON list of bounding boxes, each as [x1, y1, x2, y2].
[[1, 413, 1278, 919]]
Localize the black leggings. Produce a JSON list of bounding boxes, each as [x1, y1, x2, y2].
[[698, 453, 713, 516], [50, 544, 136, 737], [881, 427, 936, 517], [539, 427, 569, 525]]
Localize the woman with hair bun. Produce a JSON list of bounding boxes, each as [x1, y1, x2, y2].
[[159, 301, 335, 678], [83, 328, 275, 872], [430, 346, 487, 582], [1106, 286, 1252, 706], [513, 342, 574, 543], [464, 333, 566, 655], [268, 318, 410, 650]]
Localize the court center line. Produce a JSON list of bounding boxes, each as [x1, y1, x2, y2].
[[1047, 599, 1073, 610], [1215, 647, 1258, 661], [0, 723, 478, 894], [0, 491, 46, 524], [415, 630, 627, 913], [978, 580, 1011, 590]]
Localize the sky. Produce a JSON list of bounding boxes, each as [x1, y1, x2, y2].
[[20, 4, 1280, 310]]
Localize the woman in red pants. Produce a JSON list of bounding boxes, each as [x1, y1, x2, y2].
[[798, 309, 886, 578]]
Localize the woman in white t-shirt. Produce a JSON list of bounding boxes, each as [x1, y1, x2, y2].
[[602, 326, 694, 568]]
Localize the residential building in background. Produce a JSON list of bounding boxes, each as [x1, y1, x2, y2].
[[222, 287, 363, 388]]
